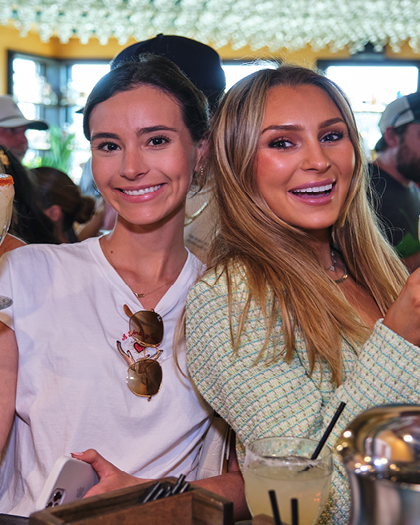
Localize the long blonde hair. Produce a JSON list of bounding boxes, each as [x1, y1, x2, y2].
[[207, 63, 408, 384]]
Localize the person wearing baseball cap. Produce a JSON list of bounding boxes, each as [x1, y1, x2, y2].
[[370, 92, 420, 271], [111, 35, 226, 261], [80, 35, 226, 260], [111, 34, 226, 113], [0, 95, 48, 161]]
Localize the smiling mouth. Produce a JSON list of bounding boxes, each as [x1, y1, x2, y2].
[[120, 184, 163, 196], [291, 182, 335, 197]]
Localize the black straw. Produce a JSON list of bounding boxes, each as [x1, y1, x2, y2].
[[140, 481, 162, 504], [291, 498, 299, 525], [269, 490, 282, 525], [171, 474, 186, 495], [179, 482, 190, 494], [151, 486, 165, 501], [311, 401, 346, 460]]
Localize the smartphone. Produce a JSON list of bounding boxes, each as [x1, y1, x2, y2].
[[35, 455, 99, 510]]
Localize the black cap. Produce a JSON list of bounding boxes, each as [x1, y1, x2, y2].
[[111, 34, 226, 112]]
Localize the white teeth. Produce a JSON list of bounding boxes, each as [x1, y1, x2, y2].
[[122, 184, 162, 196], [293, 183, 333, 194]]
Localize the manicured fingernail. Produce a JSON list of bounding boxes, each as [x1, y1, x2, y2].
[[71, 452, 84, 457]]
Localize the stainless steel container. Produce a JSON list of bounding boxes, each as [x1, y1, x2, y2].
[[336, 404, 420, 525]]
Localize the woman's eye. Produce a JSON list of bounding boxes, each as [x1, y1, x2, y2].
[[148, 136, 169, 146], [269, 138, 294, 149], [96, 142, 119, 152], [321, 131, 344, 142]]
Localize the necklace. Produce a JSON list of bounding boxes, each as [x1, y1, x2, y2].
[[133, 276, 178, 299], [326, 249, 348, 284], [184, 200, 210, 225]]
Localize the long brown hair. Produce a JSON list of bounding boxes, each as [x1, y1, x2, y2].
[[206, 64, 408, 384]]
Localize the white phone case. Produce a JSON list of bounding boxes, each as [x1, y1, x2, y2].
[[35, 455, 99, 510]]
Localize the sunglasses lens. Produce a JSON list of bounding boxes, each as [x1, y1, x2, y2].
[[127, 360, 163, 398], [129, 311, 163, 347]]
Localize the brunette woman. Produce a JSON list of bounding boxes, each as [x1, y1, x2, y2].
[[0, 55, 243, 517], [33, 166, 96, 243]]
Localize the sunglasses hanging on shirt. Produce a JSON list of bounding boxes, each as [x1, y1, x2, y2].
[[116, 304, 163, 401]]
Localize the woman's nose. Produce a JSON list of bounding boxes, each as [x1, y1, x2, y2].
[[120, 148, 149, 179], [301, 141, 331, 173]]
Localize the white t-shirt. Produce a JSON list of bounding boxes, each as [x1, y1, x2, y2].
[[0, 238, 212, 516]]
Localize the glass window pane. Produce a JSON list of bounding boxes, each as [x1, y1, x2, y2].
[[325, 65, 419, 152], [223, 62, 277, 90], [66, 63, 110, 183]]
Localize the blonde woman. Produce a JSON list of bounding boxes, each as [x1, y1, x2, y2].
[[185, 64, 420, 524]]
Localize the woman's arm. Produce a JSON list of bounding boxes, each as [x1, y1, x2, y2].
[[185, 271, 420, 524], [0, 321, 18, 453], [75, 446, 250, 522], [193, 434, 249, 521]]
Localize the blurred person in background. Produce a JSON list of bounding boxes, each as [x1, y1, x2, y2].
[[0, 146, 59, 245], [33, 166, 96, 243], [370, 92, 420, 272], [0, 96, 48, 161]]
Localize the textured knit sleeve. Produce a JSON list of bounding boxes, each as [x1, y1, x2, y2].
[[318, 321, 420, 524], [185, 272, 420, 525]]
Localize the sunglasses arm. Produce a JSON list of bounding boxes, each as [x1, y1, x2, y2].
[[116, 340, 135, 366]]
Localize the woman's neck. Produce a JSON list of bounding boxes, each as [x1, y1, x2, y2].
[[101, 210, 188, 310], [307, 231, 332, 268]]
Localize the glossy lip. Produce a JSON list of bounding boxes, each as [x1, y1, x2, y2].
[[288, 179, 337, 205], [116, 182, 166, 203]]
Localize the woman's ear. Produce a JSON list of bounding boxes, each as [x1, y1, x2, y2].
[[43, 204, 63, 223], [194, 134, 209, 173]]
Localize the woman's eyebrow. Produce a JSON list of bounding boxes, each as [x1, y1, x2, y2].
[[137, 125, 177, 136], [261, 124, 303, 134], [319, 117, 346, 128], [261, 117, 346, 135], [91, 132, 120, 141], [91, 126, 178, 142]]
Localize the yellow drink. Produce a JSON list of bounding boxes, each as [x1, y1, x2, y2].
[[244, 437, 333, 525], [244, 461, 331, 525]]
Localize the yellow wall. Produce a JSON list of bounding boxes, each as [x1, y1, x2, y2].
[[1, 23, 420, 94]]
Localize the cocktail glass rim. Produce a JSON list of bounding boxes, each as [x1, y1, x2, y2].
[[245, 435, 333, 470]]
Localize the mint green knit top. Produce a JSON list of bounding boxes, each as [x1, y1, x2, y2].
[[186, 269, 420, 525]]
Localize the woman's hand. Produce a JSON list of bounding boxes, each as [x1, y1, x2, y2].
[[71, 449, 152, 497], [383, 268, 420, 346]]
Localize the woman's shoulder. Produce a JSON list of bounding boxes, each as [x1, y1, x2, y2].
[[186, 261, 252, 340], [2, 237, 99, 267], [188, 261, 248, 299]]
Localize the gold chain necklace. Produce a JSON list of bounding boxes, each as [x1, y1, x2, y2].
[[132, 275, 178, 299]]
